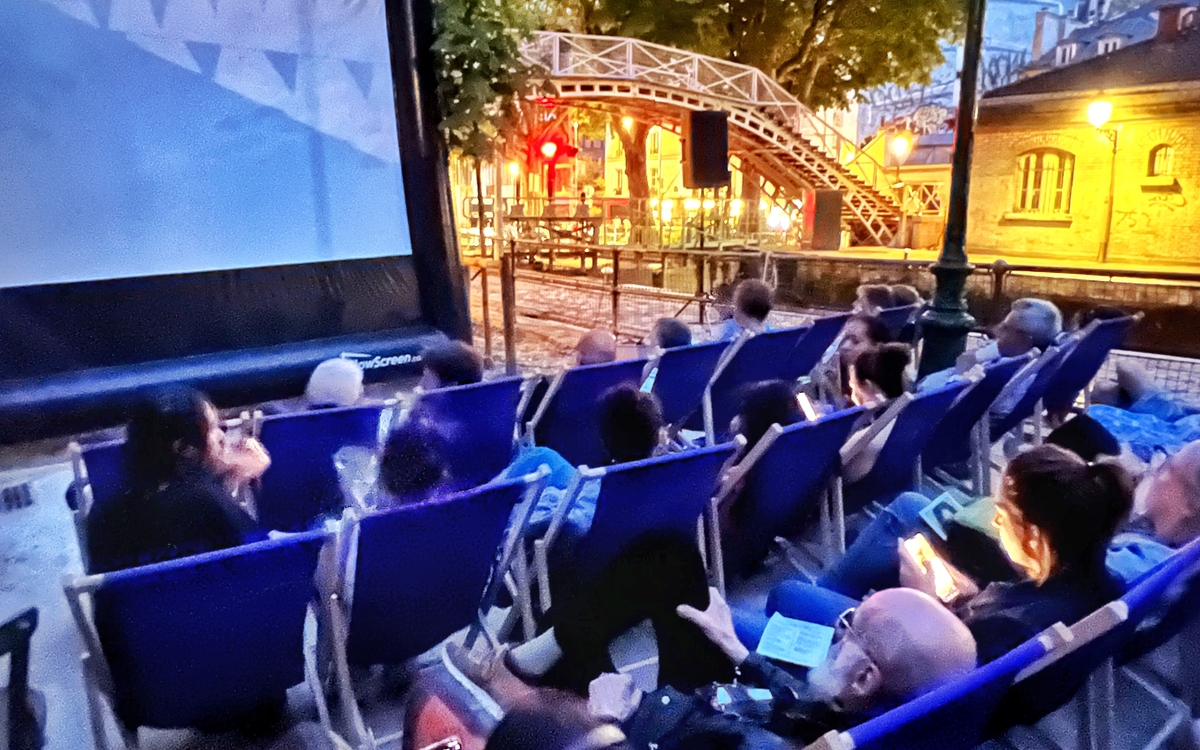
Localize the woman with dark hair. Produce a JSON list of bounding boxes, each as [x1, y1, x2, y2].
[[86, 389, 269, 573], [808, 313, 891, 410], [840, 344, 912, 484], [768, 444, 1133, 665], [731, 380, 804, 452], [367, 421, 453, 508]]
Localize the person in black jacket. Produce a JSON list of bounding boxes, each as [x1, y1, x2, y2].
[[937, 444, 1134, 663], [769, 444, 1134, 666], [86, 389, 269, 573]]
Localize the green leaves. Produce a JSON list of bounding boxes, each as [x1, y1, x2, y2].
[[433, 0, 536, 158]]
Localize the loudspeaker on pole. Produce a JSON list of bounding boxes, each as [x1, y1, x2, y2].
[[681, 110, 731, 189]]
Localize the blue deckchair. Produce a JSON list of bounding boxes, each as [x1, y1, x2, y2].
[[922, 355, 1033, 494], [529, 358, 649, 467], [256, 404, 386, 532], [842, 382, 969, 514], [331, 476, 540, 748], [877, 304, 920, 339], [646, 341, 730, 429], [716, 407, 865, 582], [703, 325, 814, 442], [803, 633, 1052, 750], [988, 346, 1068, 443], [414, 376, 524, 487], [69, 438, 128, 572], [534, 444, 738, 609], [1042, 314, 1142, 413], [786, 312, 851, 378], [64, 531, 333, 750], [992, 537, 1200, 745]]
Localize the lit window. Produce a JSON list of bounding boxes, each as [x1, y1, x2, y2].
[[1056, 43, 1077, 65], [1149, 144, 1174, 176], [1015, 149, 1075, 215], [1098, 37, 1121, 54]]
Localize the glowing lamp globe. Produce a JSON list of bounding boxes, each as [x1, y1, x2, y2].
[[540, 141, 558, 159], [1088, 100, 1113, 128], [890, 135, 912, 158]]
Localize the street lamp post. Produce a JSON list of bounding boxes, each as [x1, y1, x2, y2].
[[1088, 100, 1120, 264], [916, 0, 987, 378]]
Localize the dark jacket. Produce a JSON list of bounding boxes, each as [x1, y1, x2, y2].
[[623, 654, 871, 749], [86, 459, 261, 573], [957, 564, 1121, 665]]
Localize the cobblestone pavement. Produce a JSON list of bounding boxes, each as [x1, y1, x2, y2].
[[467, 267, 818, 373], [473, 266, 1200, 402]]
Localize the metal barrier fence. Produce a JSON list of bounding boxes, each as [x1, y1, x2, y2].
[[465, 238, 1200, 403]]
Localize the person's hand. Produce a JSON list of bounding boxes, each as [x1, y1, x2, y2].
[[588, 673, 642, 723], [220, 437, 271, 485], [677, 587, 751, 665]]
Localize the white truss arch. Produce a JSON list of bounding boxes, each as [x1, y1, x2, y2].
[[520, 31, 902, 245]]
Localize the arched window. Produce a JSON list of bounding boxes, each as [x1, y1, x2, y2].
[[1014, 149, 1075, 215], [1149, 144, 1174, 177]]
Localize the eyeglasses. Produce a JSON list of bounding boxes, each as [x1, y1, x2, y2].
[[833, 607, 880, 671]]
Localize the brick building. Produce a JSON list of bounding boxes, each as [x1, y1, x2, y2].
[[966, 5, 1200, 267]]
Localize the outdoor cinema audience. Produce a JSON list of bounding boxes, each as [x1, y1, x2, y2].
[[716, 279, 774, 341], [494, 532, 975, 746], [919, 297, 1064, 425], [768, 444, 1133, 664], [840, 343, 912, 484], [86, 388, 269, 574], [418, 340, 485, 390], [576, 329, 618, 366], [304, 357, 365, 409], [650, 317, 693, 350]]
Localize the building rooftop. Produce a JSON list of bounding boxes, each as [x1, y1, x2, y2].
[[985, 21, 1200, 98], [1033, 1, 1162, 67]]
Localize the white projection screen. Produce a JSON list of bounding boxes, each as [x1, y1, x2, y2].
[[0, 0, 413, 289]]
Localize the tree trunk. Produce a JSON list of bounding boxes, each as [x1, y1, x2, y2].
[[739, 164, 762, 235], [614, 117, 652, 244]]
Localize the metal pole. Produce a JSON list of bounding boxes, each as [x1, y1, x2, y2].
[[1097, 128, 1120, 263], [479, 265, 494, 367], [916, 0, 986, 378], [611, 249, 621, 339], [501, 241, 518, 375]]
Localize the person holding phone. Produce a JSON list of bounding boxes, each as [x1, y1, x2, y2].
[[86, 388, 270, 574], [767, 444, 1134, 665]]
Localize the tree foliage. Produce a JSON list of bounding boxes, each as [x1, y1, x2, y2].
[[705, 0, 965, 109], [432, 0, 536, 158]]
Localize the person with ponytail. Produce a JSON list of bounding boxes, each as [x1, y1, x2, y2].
[[766, 444, 1133, 666], [86, 388, 269, 573], [946, 445, 1133, 662]]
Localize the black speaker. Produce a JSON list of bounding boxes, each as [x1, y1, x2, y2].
[[681, 110, 731, 189], [811, 189, 843, 250]]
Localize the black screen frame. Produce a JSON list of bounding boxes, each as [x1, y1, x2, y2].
[[0, 0, 468, 442]]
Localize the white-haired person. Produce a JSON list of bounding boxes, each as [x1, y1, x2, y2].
[[919, 298, 1064, 420], [304, 357, 365, 409]]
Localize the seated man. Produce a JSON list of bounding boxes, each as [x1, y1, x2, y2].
[[919, 298, 1063, 419], [418, 340, 484, 390], [715, 279, 773, 341], [853, 284, 895, 316], [650, 317, 693, 350], [576, 329, 618, 366], [489, 533, 976, 746], [304, 357, 365, 409]]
